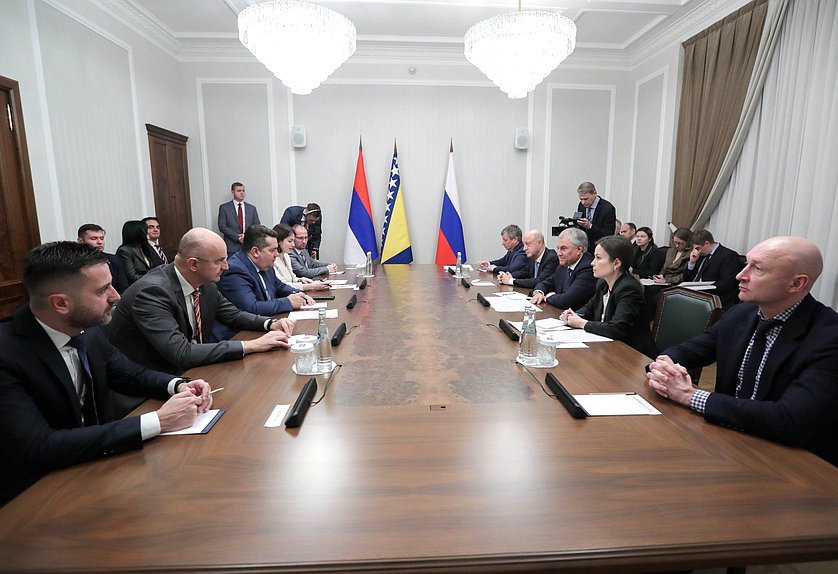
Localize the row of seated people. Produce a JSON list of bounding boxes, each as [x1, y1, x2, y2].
[[2, 216, 837, 507]]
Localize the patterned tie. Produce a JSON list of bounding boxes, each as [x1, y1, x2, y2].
[[237, 203, 244, 234], [533, 259, 539, 279], [737, 319, 780, 400], [67, 336, 97, 425], [155, 243, 168, 264], [586, 207, 593, 221], [192, 290, 203, 343]]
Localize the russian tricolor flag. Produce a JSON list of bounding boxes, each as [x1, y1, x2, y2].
[[344, 140, 379, 265], [435, 142, 467, 265]]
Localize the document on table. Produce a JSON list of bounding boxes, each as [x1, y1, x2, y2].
[[640, 278, 665, 286], [328, 271, 345, 275], [325, 279, 348, 285], [680, 281, 716, 291], [301, 302, 327, 309], [265, 405, 290, 427], [492, 291, 528, 300], [487, 298, 544, 313], [288, 309, 339, 320], [329, 284, 358, 290], [470, 279, 495, 286], [548, 329, 612, 343], [160, 409, 225, 435], [507, 318, 568, 332], [573, 393, 661, 416]]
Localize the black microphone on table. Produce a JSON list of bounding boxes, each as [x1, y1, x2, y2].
[[285, 378, 318, 428], [461, 277, 471, 288], [545, 373, 588, 419], [346, 294, 357, 309], [498, 319, 519, 341], [476, 293, 490, 307], [331, 322, 347, 346], [358, 278, 367, 289], [447, 267, 456, 275]]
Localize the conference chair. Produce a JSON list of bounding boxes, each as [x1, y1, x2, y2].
[[652, 286, 722, 385]]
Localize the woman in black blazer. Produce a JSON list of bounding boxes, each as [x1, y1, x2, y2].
[[116, 220, 158, 285], [631, 226, 665, 279], [561, 235, 657, 358]]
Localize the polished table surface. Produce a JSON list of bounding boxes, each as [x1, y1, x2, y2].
[[2, 265, 838, 573]]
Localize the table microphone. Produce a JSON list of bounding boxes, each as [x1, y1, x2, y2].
[[499, 319, 519, 341], [331, 322, 347, 346], [545, 373, 588, 419], [461, 277, 471, 288], [447, 266, 456, 275], [285, 378, 318, 428], [346, 294, 357, 309], [358, 278, 367, 289], [476, 293, 490, 307]]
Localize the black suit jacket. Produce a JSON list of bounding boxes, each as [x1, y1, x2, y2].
[[489, 243, 527, 275], [105, 252, 129, 294], [534, 252, 597, 311], [577, 197, 616, 251], [683, 244, 743, 308], [105, 264, 272, 374], [577, 273, 657, 358], [116, 245, 158, 285], [0, 306, 173, 505], [511, 248, 559, 289], [280, 205, 322, 254], [663, 295, 838, 466]]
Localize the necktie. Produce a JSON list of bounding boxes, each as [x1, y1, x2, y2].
[[533, 260, 539, 279], [67, 336, 97, 425], [737, 319, 780, 400], [695, 254, 710, 281], [192, 290, 203, 344], [237, 203, 244, 234], [155, 243, 168, 264], [563, 268, 573, 292], [586, 207, 593, 221]]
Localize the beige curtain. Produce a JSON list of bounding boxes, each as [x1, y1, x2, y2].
[[671, 0, 769, 229]]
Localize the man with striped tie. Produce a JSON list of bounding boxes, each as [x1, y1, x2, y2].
[[105, 227, 293, 375], [143, 216, 170, 266]]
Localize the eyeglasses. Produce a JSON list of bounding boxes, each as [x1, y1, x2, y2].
[[194, 256, 228, 266]]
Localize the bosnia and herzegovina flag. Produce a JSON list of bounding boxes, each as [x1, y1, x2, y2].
[[435, 141, 467, 265], [380, 141, 413, 264], [343, 139, 379, 265]]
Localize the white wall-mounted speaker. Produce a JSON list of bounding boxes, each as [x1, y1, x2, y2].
[[291, 125, 306, 148], [514, 127, 530, 150]]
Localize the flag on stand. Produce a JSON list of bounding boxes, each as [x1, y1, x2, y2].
[[435, 140, 467, 265], [380, 141, 413, 264], [343, 139, 379, 265]]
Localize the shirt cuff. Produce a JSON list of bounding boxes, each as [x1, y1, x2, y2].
[[140, 412, 161, 440], [690, 389, 711, 414], [264, 318, 273, 330], [167, 378, 181, 395]]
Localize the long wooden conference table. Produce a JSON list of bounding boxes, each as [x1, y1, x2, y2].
[[2, 265, 838, 573]]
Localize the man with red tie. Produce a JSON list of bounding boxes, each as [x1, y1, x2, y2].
[[218, 182, 261, 256]]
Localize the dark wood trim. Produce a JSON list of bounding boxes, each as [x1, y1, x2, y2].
[[145, 123, 188, 145]]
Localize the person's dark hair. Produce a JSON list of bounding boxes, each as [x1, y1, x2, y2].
[[304, 202, 321, 216], [77, 223, 104, 237], [624, 222, 637, 232], [596, 235, 633, 274], [272, 223, 294, 242], [243, 224, 278, 252], [636, 226, 654, 245], [231, 181, 244, 190], [501, 224, 523, 242], [691, 229, 715, 245], [141, 216, 159, 225], [673, 227, 692, 245], [24, 241, 108, 304], [119, 220, 154, 260]]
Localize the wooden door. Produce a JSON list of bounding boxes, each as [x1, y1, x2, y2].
[[146, 124, 192, 255], [0, 75, 40, 317]]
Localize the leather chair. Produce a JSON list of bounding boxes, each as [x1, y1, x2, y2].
[[652, 286, 722, 385]]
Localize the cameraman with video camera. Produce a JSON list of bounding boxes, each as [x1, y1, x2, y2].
[[574, 181, 616, 253]]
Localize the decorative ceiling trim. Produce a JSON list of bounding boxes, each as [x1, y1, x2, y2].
[[92, 0, 180, 58]]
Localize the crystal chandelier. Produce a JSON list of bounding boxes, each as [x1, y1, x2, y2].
[[238, 1, 356, 95], [464, 4, 577, 99]]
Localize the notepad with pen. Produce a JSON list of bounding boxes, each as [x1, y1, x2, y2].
[[545, 373, 660, 417]]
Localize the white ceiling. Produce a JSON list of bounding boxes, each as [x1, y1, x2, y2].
[[100, 0, 748, 69]]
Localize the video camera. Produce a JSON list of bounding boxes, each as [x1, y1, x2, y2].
[[551, 212, 584, 236]]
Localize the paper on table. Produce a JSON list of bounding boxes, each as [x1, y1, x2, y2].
[[470, 280, 495, 286], [325, 279, 348, 285], [160, 409, 224, 435], [548, 330, 612, 343], [492, 291, 527, 300], [573, 393, 661, 416], [301, 302, 327, 309], [329, 284, 358, 290], [680, 281, 716, 291], [487, 298, 544, 313], [555, 342, 588, 349], [265, 404, 290, 427], [507, 318, 569, 332], [328, 270, 345, 275], [640, 278, 662, 286], [288, 309, 339, 320]]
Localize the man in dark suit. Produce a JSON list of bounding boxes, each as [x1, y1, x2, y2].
[[497, 229, 558, 290], [76, 223, 128, 294], [530, 228, 597, 310], [478, 224, 527, 275], [647, 236, 838, 466], [143, 216, 170, 266], [105, 228, 294, 375], [218, 182, 261, 256], [576, 181, 616, 253], [215, 225, 312, 341], [0, 242, 212, 505], [280, 203, 322, 258], [683, 229, 743, 309]]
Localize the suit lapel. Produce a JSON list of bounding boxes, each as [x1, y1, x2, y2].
[[754, 296, 814, 400], [166, 265, 194, 342]]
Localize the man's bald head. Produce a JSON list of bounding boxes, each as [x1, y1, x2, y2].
[[760, 236, 822, 284], [177, 227, 225, 260]]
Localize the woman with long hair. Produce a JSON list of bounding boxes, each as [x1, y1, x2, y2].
[[653, 227, 692, 285], [272, 223, 330, 291], [632, 226, 665, 279], [561, 235, 657, 357], [116, 220, 158, 285]]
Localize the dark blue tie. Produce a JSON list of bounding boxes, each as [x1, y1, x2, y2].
[[261, 270, 275, 299], [67, 336, 97, 425]]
